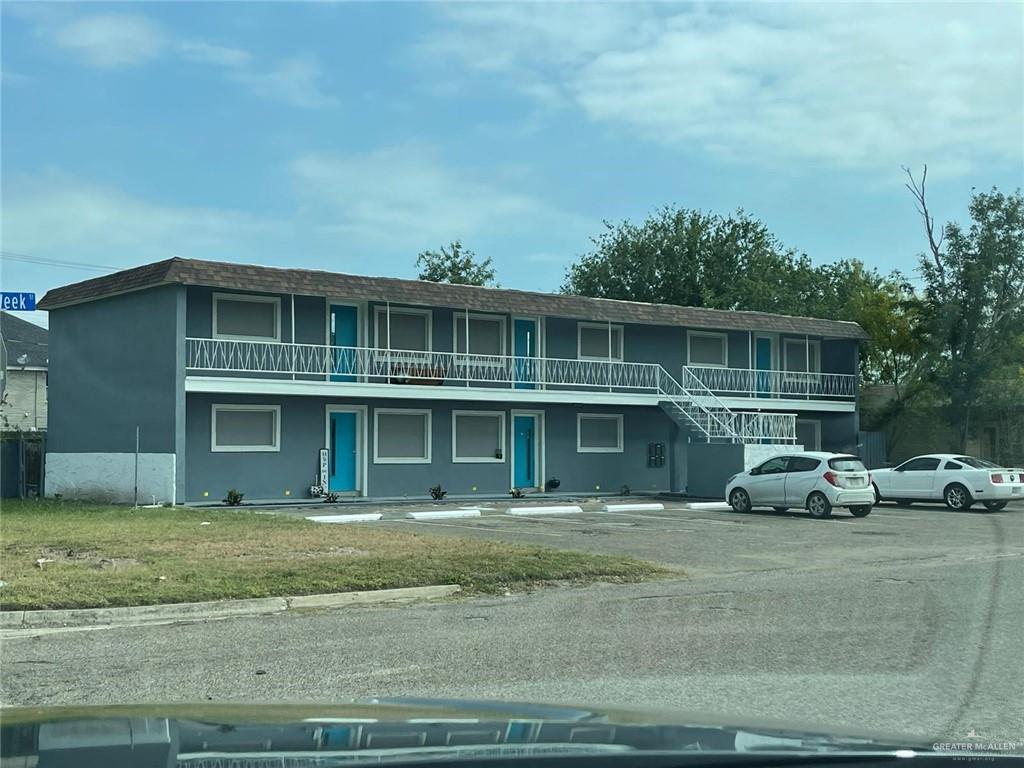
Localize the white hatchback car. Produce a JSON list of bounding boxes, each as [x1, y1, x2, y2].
[[725, 452, 875, 519], [872, 454, 1024, 511]]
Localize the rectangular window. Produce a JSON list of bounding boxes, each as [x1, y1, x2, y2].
[[577, 413, 624, 453], [687, 331, 728, 367], [211, 404, 280, 452], [374, 409, 431, 463], [375, 308, 431, 351], [454, 313, 506, 356], [578, 323, 623, 360], [783, 339, 821, 373], [213, 294, 281, 341], [452, 411, 506, 463]]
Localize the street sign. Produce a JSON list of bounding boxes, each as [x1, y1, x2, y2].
[[0, 292, 36, 311]]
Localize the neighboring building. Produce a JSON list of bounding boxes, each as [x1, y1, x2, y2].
[[38, 258, 867, 504], [0, 311, 48, 432]]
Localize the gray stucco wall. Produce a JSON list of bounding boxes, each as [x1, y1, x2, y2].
[[184, 394, 686, 501], [47, 285, 182, 455], [686, 442, 745, 498]]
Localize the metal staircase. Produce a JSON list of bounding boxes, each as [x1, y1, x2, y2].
[[656, 367, 798, 445]]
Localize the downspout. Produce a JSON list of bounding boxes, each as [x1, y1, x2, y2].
[[291, 294, 296, 381], [805, 334, 810, 400], [465, 306, 470, 387]]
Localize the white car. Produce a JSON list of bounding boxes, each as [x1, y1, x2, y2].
[[872, 454, 1024, 511], [725, 452, 875, 519]]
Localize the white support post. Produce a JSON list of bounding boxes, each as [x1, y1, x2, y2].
[[805, 334, 810, 400], [386, 300, 391, 381], [291, 294, 296, 381], [464, 307, 470, 387], [748, 331, 753, 397], [607, 320, 613, 392]]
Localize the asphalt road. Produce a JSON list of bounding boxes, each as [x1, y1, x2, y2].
[[3, 500, 1022, 747]]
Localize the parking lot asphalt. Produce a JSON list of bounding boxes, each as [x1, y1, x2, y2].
[[3, 499, 1022, 745]]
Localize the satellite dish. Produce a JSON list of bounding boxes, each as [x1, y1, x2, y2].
[[16, 354, 28, 365]]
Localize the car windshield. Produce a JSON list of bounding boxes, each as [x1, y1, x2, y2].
[[828, 457, 867, 472], [954, 456, 1001, 469], [2, 1, 1023, 764]]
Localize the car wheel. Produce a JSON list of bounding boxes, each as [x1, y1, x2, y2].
[[850, 505, 872, 517], [772, 507, 789, 513], [729, 488, 751, 513], [983, 501, 1008, 511], [944, 483, 973, 511], [806, 491, 832, 519]]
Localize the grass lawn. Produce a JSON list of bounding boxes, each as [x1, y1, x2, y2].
[[0, 500, 670, 610]]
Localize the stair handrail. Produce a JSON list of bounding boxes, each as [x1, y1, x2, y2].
[[656, 366, 740, 441]]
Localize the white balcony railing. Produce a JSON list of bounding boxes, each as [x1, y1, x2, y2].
[[186, 338, 660, 391], [682, 365, 856, 400], [185, 338, 804, 444]]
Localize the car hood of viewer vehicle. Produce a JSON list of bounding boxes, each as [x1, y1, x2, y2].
[[1, 697, 993, 766]]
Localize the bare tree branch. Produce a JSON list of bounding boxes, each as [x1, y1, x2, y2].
[[902, 164, 944, 274]]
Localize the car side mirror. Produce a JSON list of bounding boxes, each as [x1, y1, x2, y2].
[[894, 467, 904, 472], [749, 468, 759, 476]]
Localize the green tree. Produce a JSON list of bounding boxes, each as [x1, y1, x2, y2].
[[416, 240, 496, 286], [904, 166, 1024, 451], [562, 205, 917, 382]]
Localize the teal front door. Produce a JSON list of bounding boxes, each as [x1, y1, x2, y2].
[[329, 411, 357, 492], [513, 319, 537, 389], [755, 337, 773, 398], [513, 415, 537, 488], [330, 305, 358, 382]]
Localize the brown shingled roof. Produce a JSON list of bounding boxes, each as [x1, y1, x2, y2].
[[38, 257, 870, 340]]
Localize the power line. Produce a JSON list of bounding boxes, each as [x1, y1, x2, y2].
[[0, 251, 119, 273]]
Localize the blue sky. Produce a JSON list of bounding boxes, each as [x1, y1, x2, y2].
[[2, 1, 1022, 324]]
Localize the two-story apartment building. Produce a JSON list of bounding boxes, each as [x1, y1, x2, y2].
[[38, 258, 868, 504]]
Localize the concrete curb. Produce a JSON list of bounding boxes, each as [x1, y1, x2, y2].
[[306, 513, 383, 523], [686, 502, 731, 511], [506, 505, 584, 516], [604, 502, 665, 512], [406, 509, 481, 521], [1, 585, 462, 632]]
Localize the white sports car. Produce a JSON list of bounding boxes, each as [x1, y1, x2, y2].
[[872, 454, 1024, 511]]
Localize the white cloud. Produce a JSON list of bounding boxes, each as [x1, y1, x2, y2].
[[290, 144, 589, 247], [1, 171, 287, 263], [227, 55, 337, 109], [52, 14, 163, 68], [178, 40, 252, 68], [426, 3, 1023, 172]]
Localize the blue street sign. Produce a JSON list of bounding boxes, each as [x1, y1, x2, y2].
[[0, 292, 36, 311]]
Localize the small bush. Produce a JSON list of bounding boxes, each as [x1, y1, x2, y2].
[[620, 485, 631, 496], [509, 488, 525, 499], [429, 484, 447, 500], [223, 489, 244, 506]]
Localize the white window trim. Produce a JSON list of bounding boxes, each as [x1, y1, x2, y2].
[[373, 306, 433, 353], [212, 293, 282, 342], [576, 413, 624, 454], [210, 403, 281, 453], [373, 408, 432, 464], [686, 330, 729, 368], [453, 312, 507, 357], [577, 322, 624, 361], [782, 338, 822, 378], [796, 418, 822, 451], [451, 410, 506, 464]]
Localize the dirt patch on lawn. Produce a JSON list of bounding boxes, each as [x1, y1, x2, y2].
[[36, 547, 141, 570]]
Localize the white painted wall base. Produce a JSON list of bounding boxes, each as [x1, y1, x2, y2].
[[46, 453, 176, 504], [742, 444, 804, 470]]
